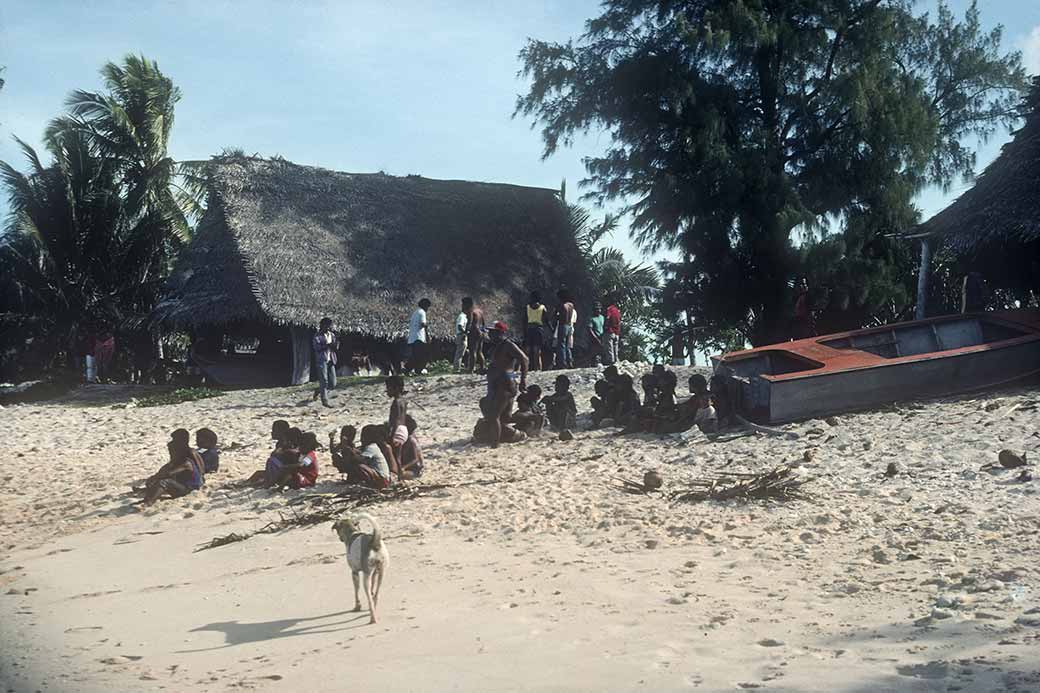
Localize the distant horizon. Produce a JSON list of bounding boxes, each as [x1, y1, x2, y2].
[[1, 0, 1038, 267]]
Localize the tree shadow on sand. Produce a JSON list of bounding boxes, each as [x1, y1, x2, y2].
[[177, 609, 371, 652]]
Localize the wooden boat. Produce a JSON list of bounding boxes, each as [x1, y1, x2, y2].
[[712, 309, 1040, 424]]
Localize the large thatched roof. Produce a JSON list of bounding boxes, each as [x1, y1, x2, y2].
[[916, 78, 1040, 253], [156, 155, 589, 339]]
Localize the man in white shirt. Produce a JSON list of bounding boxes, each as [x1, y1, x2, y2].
[[405, 298, 432, 375], [453, 297, 470, 372]]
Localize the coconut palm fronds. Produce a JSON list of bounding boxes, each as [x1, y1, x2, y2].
[[669, 466, 811, 503]]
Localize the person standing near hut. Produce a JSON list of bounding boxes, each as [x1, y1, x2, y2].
[[587, 302, 605, 367], [604, 300, 622, 365], [522, 291, 548, 371], [554, 289, 575, 369], [466, 297, 487, 374], [406, 298, 432, 375], [312, 317, 338, 407], [792, 278, 813, 340], [453, 297, 470, 373], [961, 272, 987, 313]]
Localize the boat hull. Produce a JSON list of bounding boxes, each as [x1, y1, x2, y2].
[[713, 310, 1040, 424]]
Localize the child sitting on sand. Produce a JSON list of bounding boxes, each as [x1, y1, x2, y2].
[[590, 379, 613, 427], [339, 424, 392, 489], [330, 425, 357, 474], [542, 375, 577, 431], [195, 427, 220, 473], [140, 428, 206, 505], [399, 416, 425, 479], [245, 425, 301, 487], [640, 373, 660, 410], [269, 431, 320, 489], [612, 374, 642, 427], [510, 384, 545, 435]]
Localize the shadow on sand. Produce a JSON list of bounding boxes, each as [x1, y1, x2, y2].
[[178, 609, 370, 652]]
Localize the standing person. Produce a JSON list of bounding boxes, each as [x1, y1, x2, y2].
[[604, 300, 622, 365], [94, 327, 115, 383], [466, 297, 487, 374], [792, 278, 812, 340], [554, 290, 575, 370], [522, 291, 548, 371], [406, 298, 432, 375], [312, 317, 338, 407], [453, 298, 470, 372], [587, 302, 605, 367], [961, 272, 987, 313], [485, 321, 529, 448]]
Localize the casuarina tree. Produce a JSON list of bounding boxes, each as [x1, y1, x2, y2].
[[516, 1, 1026, 346]]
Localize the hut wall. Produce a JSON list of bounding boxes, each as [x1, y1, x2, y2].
[[289, 327, 312, 385]]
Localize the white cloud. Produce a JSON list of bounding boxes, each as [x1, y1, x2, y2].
[[1023, 25, 1040, 76]]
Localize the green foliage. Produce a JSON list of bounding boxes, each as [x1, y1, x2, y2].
[[0, 55, 184, 375], [517, 1, 1027, 345], [137, 386, 224, 408], [568, 204, 666, 360], [421, 359, 455, 376]]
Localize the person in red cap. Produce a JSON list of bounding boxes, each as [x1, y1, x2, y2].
[[484, 321, 529, 447]]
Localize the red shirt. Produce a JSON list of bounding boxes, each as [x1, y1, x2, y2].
[[605, 305, 622, 335], [295, 451, 319, 487]]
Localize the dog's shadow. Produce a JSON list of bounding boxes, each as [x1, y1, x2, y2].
[[177, 609, 372, 652]]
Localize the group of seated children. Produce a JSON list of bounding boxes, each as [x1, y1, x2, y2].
[[589, 365, 719, 434], [328, 375, 425, 488], [473, 373, 579, 445], [590, 366, 642, 428], [246, 420, 321, 490], [135, 427, 221, 505]]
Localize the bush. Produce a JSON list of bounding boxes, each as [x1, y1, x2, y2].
[[137, 387, 224, 408]]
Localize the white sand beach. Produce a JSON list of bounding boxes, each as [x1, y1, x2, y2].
[[2, 367, 1039, 692]]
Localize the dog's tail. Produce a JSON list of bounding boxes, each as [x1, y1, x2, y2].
[[355, 513, 381, 551]]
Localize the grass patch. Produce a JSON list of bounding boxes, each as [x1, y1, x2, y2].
[[137, 387, 225, 408]]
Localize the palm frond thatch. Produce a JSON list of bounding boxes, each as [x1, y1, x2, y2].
[[918, 77, 1040, 253], [155, 155, 593, 337]]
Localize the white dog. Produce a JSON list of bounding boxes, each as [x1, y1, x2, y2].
[[332, 514, 389, 624]]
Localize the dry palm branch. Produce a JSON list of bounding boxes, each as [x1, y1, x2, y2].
[[195, 477, 517, 552], [669, 465, 811, 503]]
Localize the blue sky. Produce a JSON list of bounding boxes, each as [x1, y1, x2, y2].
[[1, 0, 1038, 265]]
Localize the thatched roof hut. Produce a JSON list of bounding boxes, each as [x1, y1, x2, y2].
[[908, 78, 1040, 317], [156, 155, 590, 383], [916, 78, 1040, 253]]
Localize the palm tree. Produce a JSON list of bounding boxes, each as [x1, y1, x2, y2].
[[567, 204, 660, 306], [0, 132, 173, 365], [45, 54, 192, 241]]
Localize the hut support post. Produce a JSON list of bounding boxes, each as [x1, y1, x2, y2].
[[289, 326, 312, 385], [916, 237, 932, 320]]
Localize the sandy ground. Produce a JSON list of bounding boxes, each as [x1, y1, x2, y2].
[[1, 366, 1039, 692]]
